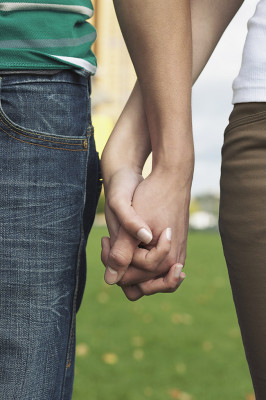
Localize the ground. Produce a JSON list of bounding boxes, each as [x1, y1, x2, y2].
[[72, 227, 254, 400]]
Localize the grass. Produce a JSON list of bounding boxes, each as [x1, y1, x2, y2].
[[72, 227, 254, 400]]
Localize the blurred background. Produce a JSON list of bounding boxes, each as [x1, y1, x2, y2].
[[73, 1, 258, 399]]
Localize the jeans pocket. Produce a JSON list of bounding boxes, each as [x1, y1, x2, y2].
[[0, 73, 92, 151]]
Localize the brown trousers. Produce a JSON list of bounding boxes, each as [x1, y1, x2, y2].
[[219, 103, 266, 399]]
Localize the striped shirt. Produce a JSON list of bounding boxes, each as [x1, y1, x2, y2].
[[0, 0, 97, 74]]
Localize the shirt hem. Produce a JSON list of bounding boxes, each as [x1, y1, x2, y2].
[[232, 87, 266, 104]]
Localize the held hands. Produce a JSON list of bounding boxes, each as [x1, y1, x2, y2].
[[100, 81, 193, 301], [101, 163, 191, 301]]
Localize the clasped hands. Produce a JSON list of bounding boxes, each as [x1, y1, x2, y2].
[[101, 166, 190, 301]]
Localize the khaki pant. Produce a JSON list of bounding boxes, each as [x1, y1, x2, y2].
[[219, 103, 266, 399]]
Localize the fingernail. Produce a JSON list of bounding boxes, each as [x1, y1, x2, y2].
[[105, 266, 118, 285], [174, 264, 183, 278], [180, 271, 186, 279], [166, 228, 172, 241], [137, 228, 152, 244]]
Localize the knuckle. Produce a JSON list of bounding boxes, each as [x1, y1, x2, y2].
[[139, 284, 151, 296], [139, 287, 148, 296], [165, 255, 176, 267], [144, 259, 156, 272], [108, 194, 120, 212], [161, 241, 171, 255], [109, 249, 130, 268], [119, 278, 129, 286]]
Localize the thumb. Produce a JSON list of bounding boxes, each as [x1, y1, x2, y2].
[[109, 196, 152, 245], [105, 227, 139, 285]]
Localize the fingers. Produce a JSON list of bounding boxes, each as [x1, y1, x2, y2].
[[138, 264, 185, 295], [104, 227, 139, 285], [104, 206, 120, 245], [102, 239, 186, 300], [108, 194, 153, 245], [121, 285, 143, 302], [102, 227, 173, 286], [101, 236, 111, 266], [119, 264, 186, 301], [131, 227, 172, 272]]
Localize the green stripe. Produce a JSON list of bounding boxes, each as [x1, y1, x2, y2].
[[0, 12, 93, 40], [0, 2, 93, 17], [0, 0, 94, 8], [0, 48, 97, 72], [0, 32, 96, 49]]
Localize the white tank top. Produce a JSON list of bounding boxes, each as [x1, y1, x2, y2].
[[232, 0, 266, 103]]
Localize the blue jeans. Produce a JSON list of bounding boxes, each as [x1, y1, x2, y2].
[[0, 70, 101, 399]]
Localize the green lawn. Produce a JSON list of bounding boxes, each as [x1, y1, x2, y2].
[[73, 227, 254, 400]]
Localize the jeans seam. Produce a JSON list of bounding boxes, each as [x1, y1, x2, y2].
[[0, 114, 94, 143], [0, 125, 91, 151], [59, 140, 91, 400]]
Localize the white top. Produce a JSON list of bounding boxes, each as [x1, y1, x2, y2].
[[232, 0, 266, 103]]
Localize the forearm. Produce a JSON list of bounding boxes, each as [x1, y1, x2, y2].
[[113, 0, 193, 170], [103, 0, 244, 182], [101, 81, 150, 186], [191, 0, 245, 83]]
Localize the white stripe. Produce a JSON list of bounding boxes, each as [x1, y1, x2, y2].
[[0, 2, 93, 17], [49, 55, 97, 73]]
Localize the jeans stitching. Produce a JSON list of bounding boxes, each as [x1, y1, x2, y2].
[[0, 124, 93, 151], [60, 141, 91, 399], [0, 114, 94, 143]]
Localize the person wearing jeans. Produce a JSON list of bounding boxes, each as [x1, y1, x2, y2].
[[0, 70, 101, 398], [0, 1, 101, 397], [0, 1, 186, 398]]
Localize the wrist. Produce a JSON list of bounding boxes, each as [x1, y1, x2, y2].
[[101, 145, 147, 189], [151, 161, 194, 191], [151, 126, 194, 174]]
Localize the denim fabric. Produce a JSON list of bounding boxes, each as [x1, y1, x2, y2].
[[0, 71, 101, 399]]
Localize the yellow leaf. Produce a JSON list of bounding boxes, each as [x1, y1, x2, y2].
[[97, 291, 109, 304], [76, 343, 90, 357], [246, 394, 255, 400], [169, 389, 193, 400], [102, 352, 118, 365]]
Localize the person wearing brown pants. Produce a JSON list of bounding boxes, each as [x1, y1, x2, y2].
[[220, 103, 266, 398]]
